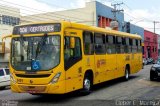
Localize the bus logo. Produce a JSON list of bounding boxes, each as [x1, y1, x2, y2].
[[30, 80, 33, 84]]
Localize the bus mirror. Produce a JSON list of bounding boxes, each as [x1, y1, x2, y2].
[[70, 37, 75, 48], [1, 35, 11, 53]]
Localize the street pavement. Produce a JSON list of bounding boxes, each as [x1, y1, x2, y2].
[[0, 65, 159, 106]]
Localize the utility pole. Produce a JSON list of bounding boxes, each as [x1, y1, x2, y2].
[[111, 2, 124, 21], [153, 21, 159, 33], [110, 2, 124, 30], [153, 21, 159, 58]]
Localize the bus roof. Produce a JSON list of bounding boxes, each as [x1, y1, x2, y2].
[[62, 21, 142, 39], [15, 21, 142, 39]]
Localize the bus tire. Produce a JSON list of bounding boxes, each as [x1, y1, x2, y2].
[[81, 74, 92, 95], [124, 67, 129, 81]]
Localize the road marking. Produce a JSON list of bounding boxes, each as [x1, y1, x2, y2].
[[138, 78, 160, 87]]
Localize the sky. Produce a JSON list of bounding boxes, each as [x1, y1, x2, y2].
[[0, 0, 160, 34]]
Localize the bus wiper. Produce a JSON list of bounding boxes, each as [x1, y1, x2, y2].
[[20, 34, 24, 47], [35, 33, 48, 59], [20, 34, 25, 61]]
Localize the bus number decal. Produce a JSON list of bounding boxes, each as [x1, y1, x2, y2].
[[97, 59, 106, 68], [17, 79, 23, 83]]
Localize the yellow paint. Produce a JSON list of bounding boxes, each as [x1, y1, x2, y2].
[[9, 21, 142, 94]]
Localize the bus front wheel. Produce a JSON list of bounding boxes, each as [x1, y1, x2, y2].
[[81, 74, 92, 95]]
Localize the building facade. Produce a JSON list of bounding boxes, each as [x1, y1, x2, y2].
[[0, 5, 20, 68], [144, 30, 158, 60], [158, 35, 160, 56], [96, 1, 124, 31], [129, 23, 144, 41]]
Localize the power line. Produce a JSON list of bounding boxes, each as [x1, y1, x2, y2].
[[37, 0, 91, 15], [123, 2, 132, 11], [0, 4, 59, 22], [0, 4, 96, 25], [145, 28, 160, 29], [0, 0, 93, 22], [0, 4, 65, 21], [122, 3, 160, 34], [122, 2, 154, 22], [0, 4, 91, 24]]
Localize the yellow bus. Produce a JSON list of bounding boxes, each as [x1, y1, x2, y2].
[[4, 21, 142, 95]]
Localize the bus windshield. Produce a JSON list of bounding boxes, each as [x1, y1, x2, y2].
[[11, 35, 60, 71]]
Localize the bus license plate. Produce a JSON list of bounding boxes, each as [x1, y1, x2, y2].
[[158, 73, 160, 76], [28, 90, 37, 93]]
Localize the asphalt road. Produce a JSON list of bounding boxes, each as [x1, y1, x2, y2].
[[0, 65, 160, 106]]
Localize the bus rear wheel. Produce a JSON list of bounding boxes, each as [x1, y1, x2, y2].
[[124, 67, 129, 81]]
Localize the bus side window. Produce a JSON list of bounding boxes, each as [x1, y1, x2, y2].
[[138, 40, 142, 52], [123, 37, 126, 53], [129, 38, 133, 53], [136, 39, 138, 52], [74, 38, 81, 58], [94, 33, 106, 54], [132, 39, 137, 53], [116, 36, 123, 53], [83, 31, 94, 55], [106, 35, 116, 54], [125, 37, 130, 53]]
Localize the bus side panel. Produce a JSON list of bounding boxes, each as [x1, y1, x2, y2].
[[94, 54, 107, 83], [134, 53, 142, 73], [105, 54, 116, 81], [131, 53, 139, 74], [134, 53, 139, 73], [83, 55, 95, 84], [115, 54, 126, 78], [65, 60, 83, 93]]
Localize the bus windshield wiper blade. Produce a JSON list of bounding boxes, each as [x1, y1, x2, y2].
[[20, 34, 24, 46], [20, 34, 25, 61], [35, 33, 48, 59]]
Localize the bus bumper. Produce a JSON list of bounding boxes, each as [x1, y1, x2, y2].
[[10, 80, 66, 94]]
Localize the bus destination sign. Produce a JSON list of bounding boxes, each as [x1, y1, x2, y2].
[[13, 23, 61, 35]]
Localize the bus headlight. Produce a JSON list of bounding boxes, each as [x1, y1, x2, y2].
[[10, 74, 16, 84], [50, 72, 61, 84]]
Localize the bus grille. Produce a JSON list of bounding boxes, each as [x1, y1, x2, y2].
[[15, 74, 51, 78], [19, 85, 46, 92]]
